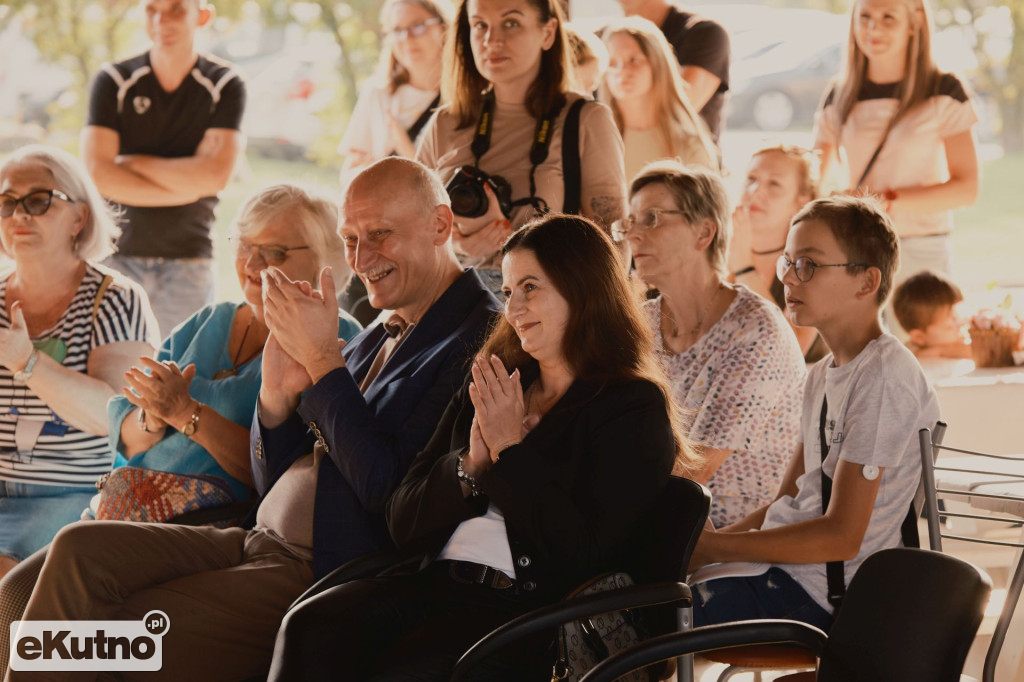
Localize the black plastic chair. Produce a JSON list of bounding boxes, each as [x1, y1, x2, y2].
[[575, 547, 991, 682], [451, 475, 711, 682]]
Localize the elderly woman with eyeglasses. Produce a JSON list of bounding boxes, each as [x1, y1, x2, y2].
[[108, 183, 362, 502], [0, 182, 362, 679], [0, 145, 158, 580], [620, 159, 807, 529]]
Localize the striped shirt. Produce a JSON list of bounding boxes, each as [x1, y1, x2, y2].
[[0, 264, 156, 487]]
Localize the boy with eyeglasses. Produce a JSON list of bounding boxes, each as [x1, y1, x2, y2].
[[81, 0, 246, 337], [688, 195, 940, 630]]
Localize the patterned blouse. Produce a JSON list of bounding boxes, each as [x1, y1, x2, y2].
[[645, 285, 806, 526]]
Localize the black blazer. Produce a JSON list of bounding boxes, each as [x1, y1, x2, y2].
[[249, 269, 500, 579], [386, 365, 676, 601]]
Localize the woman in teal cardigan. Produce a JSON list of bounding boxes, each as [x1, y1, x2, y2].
[[107, 183, 362, 499]]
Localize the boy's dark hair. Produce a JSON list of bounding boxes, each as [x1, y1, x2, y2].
[[791, 195, 900, 304], [893, 270, 964, 333]]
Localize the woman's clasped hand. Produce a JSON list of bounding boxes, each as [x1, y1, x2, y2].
[[467, 354, 525, 469]]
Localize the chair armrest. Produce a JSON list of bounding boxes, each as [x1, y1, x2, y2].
[[452, 581, 691, 681], [287, 549, 407, 611], [579, 620, 828, 682]]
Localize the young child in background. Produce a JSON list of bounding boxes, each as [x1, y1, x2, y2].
[[893, 270, 971, 359]]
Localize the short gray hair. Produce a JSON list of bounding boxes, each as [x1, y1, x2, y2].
[[0, 144, 121, 262], [629, 159, 731, 275], [232, 183, 347, 277]]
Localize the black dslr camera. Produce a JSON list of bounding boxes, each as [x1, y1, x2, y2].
[[445, 167, 513, 219]]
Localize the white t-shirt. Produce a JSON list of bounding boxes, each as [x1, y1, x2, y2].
[[437, 503, 517, 579], [814, 75, 978, 239], [339, 79, 438, 169], [763, 333, 941, 611]]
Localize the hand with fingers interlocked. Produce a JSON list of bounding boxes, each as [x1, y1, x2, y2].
[[122, 357, 197, 430], [467, 355, 524, 470]]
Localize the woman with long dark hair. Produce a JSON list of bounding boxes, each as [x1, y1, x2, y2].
[[267, 213, 696, 681], [416, 0, 627, 292]]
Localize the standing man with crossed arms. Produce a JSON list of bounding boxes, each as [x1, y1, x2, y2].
[[82, 0, 246, 337]]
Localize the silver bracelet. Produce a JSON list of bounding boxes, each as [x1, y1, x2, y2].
[[456, 453, 481, 496]]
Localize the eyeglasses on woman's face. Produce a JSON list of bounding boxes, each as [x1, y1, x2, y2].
[[611, 208, 686, 242], [386, 17, 443, 43], [0, 189, 74, 218], [776, 255, 871, 283], [232, 237, 311, 266]]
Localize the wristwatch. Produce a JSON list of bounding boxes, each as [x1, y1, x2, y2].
[[180, 402, 203, 437], [13, 349, 39, 382]]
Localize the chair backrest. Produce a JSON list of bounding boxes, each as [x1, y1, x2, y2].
[[819, 547, 991, 682], [626, 476, 711, 586], [919, 424, 1024, 682]]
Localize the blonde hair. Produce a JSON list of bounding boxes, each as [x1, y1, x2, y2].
[[232, 184, 348, 278], [599, 17, 718, 171], [750, 143, 822, 201], [0, 144, 120, 262], [832, 0, 939, 134], [443, 0, 572, 127], [378, 0, 454, 94]]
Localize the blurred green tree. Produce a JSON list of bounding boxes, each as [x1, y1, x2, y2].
[[0, 0, 385, 161]]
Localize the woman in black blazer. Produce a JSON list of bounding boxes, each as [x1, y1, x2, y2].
[[268, 214, 699, 681]]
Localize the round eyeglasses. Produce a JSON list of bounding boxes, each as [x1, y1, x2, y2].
[[386, 17, 443, 43], [776, 255, 872, 283], [231, 237, 311, 266], [0, 189, 74, 218], [611, 208, 687, 242]]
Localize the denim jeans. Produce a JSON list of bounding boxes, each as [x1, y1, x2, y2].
[[105, 255, 216, 339], [0, 480, 95, 560], [692, 566, 834, 631]]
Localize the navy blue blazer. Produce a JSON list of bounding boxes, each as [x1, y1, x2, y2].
[[249, 269, 500, 579]]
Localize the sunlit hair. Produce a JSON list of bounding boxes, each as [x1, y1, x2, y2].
[[479, 213, 699, 472], [750, 143, 822, 201], [832, 0, 939, 133], [630, 160, 731, 276], [0, 144, 120, 262], [791, 195, 901, 304], [565, 22, 608, 89], [378, 0, 455, 94], [598, 16, 718, 171], [893, 269, 962, 332], [232, 183, 348, 279], [443, 0, 571, 127]]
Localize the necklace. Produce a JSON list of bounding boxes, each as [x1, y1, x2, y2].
[[663, 281, 725, 339], [212, 307, 261, 380]]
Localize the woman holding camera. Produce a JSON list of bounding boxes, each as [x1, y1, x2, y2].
[[416, 0, 627, 292]]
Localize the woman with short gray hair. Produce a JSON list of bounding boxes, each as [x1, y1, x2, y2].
[[620, 159, 806, 527], [0, 144, 158, 579]]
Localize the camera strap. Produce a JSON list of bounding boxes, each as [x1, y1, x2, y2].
[[471, 90, 563, 214]]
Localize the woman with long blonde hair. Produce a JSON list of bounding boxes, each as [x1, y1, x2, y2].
[[339, 0, 454, 183], [814, 0, 978, 318], [600, 16, 719, 182]]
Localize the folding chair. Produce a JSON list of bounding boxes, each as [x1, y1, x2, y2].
[[578, 548, 992, 682], [920, 422, 1024, 682]]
